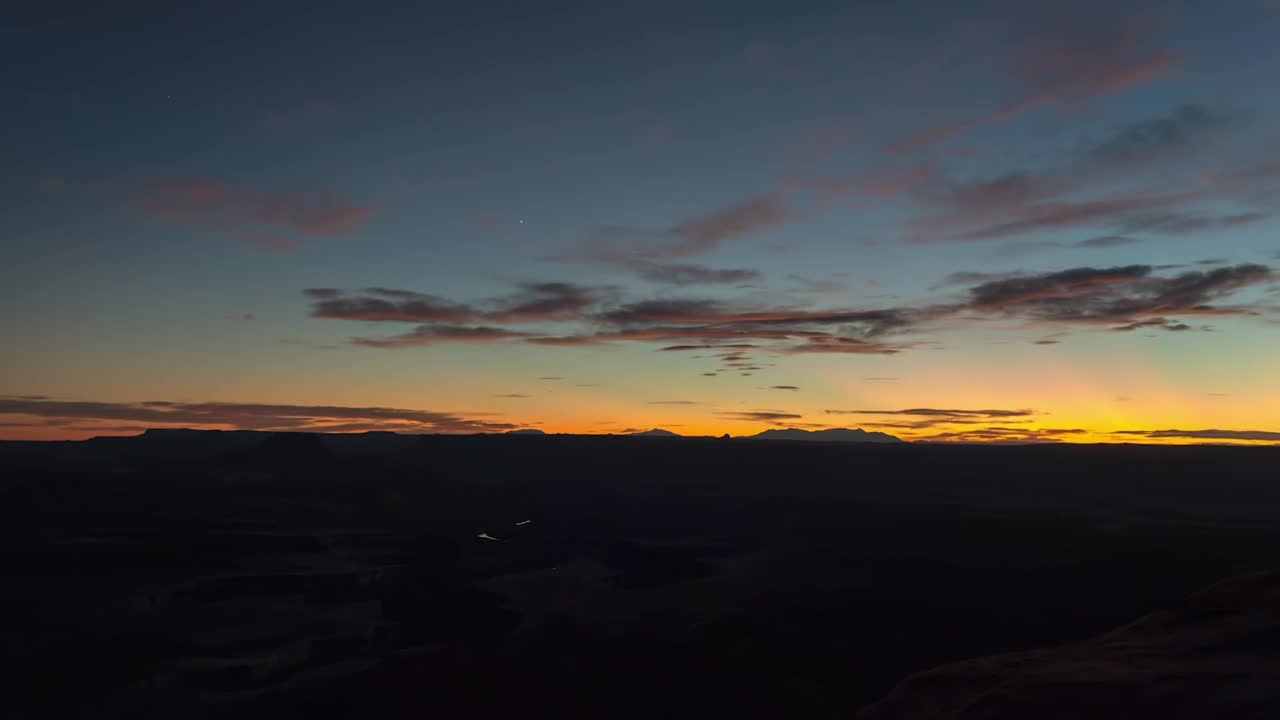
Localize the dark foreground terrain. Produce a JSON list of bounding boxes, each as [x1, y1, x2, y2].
[[3, 430, 1279, 718]]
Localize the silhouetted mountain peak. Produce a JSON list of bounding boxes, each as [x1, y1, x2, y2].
[[505, 428, 547, 435], [746, 427, 903, 443], [629, 428, 682, 437], [229, 432, 336, 469]]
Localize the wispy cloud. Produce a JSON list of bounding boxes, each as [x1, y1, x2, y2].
[[303, 288, 343, 299], [351, 325, 532, 348], [788, 275, 849, 293], [122, 177, 373, 251], [648, 400, 703, 406], [827, 407, 1034, 419], [778, 120, 858, 166], [887, 13, 1179, 154], [1110, 318, 1192, 332], [1075, 235, 1142, 249], [1116, 211, 1268, 235], [304, 260, 1277, 354], [598, 299, 916, 336], [1113, 428, 1280, 443], [918, 427, 1087, 443], [308, 283, 615, 325], [240, 232, 299, 254], [962, 263, 1274, 327], [664, 191, 791, 257], [716, 410, 805, 424], [621, 261, 762, 286], [555, 167, 929, 269], [1089, 104, 1241, 167], [901, 102, 1280, 246], [658, 343, 760, 352], [0, 396, 519, 434]]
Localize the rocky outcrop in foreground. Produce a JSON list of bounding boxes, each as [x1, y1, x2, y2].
[[859, 571, 1280, 719]]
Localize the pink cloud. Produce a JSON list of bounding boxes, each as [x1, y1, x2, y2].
[[908, 189, 1206, 243], [135, 178, 240, 218], [664, 191, 791, 257], [258, 191, 371, 237], [887, 14, 1180, 154], [887, 96, 1045, 154], [126, 177, 374, 248], [779, 121, 859, 166], [557, 166, 927, 265], [241, 232, 299, 254], [0, 396, 517, 435], [352, 325, 532, 348], [794, 166, 935, 202]]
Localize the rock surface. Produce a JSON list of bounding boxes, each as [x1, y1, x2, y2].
[[858, 571, 1280, 719]]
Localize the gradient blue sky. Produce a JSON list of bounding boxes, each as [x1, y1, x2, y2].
[[4, 0, 1280, 442]]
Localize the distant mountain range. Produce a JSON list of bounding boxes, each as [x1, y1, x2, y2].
[[0, 427, 904, 456], [506, 426, 904, 442], [745, 427, 903, 443], [622, 427, 903, 442]]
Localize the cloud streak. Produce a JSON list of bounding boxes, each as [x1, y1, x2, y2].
[[351, 325, 531, 348], [917, 427, 1088, 443], [963, 263, 1274, 327], [902, 104, 1276, 245], [888, 13, 1179, 154], [309, 283, 615, 325], [124, 177, 374, 250], [827, 407, 1034, 418], [624, 261, 762, 286], [1113, 428, 1280, 443], [305, 261, 1276, 354], [663, 192, 791, 257], [0, 397, 519, 434], [716, 410, 805, 424]]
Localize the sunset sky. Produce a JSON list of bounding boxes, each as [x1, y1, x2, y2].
[[4, 0, 1280, 443]]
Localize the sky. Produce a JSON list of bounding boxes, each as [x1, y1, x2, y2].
[[3, 0, 1280, 443]]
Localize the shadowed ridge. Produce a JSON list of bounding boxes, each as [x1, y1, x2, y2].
[[746, 427, 904, 443], [857, 570, 1280, 719], [88, 427, 266, 459], [628, 428, 683, 437], [220, 432, 336, 472]]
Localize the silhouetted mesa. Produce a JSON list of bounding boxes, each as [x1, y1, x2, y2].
[[628, 428, 684, 437], [745, 427, 904, 443]]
